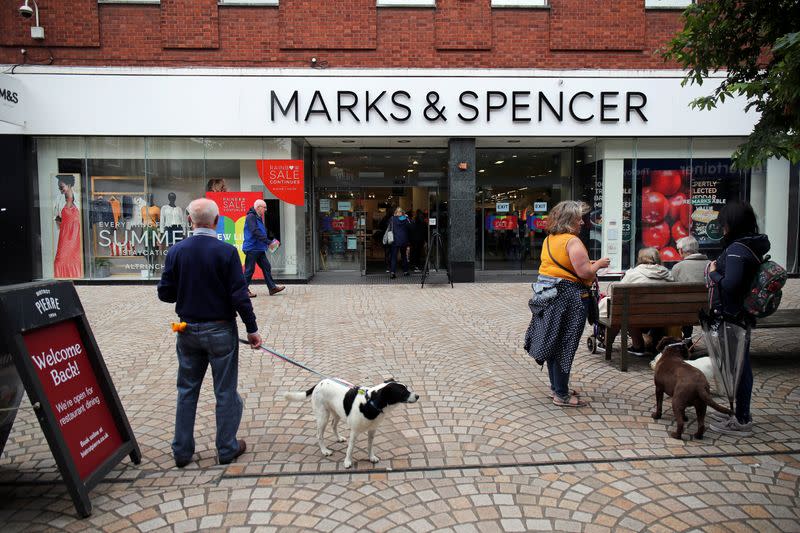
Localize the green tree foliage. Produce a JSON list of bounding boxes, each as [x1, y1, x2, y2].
[[664, 1, 800, 167]]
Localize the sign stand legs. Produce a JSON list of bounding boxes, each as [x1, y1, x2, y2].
[[420, 231, 453, 288]]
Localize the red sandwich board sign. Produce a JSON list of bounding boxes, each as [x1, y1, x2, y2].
[[0, 281, 141, 517]]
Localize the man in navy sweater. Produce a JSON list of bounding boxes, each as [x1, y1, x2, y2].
[[158, 198, 262, 468]]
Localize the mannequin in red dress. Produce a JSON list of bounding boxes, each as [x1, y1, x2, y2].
[[53, 175, 84, 278]]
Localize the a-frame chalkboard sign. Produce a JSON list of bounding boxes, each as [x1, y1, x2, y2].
[[0, 281, 141, 517]]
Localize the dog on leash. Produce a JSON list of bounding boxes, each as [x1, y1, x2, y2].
[[283, 378, 419, 468], [651, 337, 732, 440], [650, 350, 718, 394]]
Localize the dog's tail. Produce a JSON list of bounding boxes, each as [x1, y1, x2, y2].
[[701, 384, 733, 415], [283, 385, 316, 402]]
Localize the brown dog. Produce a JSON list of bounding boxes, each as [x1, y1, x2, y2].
[[651, 337, 732, 440]]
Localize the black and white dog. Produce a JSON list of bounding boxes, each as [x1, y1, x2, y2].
[[283, 378, 419, 469]]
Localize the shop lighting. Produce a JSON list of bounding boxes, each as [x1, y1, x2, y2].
[[407, 169, 414, 173], [576, 159, 583, 163], [494, 160, 504, 165], [561, 139, 574, 143], [512, 155, 517, 158], [507, 139, 520, 143], [478, 169, 485, 173], [398, 140, 411, 143], [328, 160, 336, 165], [342, 140, 356, 143], [332, 151, 341, 154], [412, 160, 419, 165]]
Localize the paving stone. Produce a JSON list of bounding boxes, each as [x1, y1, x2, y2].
[[0, 282, 799, 531]]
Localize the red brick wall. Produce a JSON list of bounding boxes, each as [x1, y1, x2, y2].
[[550, 0, 645, 51], [0, 2, 685, 69], [279, 0, 377, 50], [0, 0, 99, 47], [435, 0, 492, 51], [161, 0, 219, 49]]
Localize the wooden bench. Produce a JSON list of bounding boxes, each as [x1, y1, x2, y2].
[[597, 282, 708, 372]]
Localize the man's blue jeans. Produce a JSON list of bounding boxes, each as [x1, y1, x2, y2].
[[243, 250, 277, 290], [174, 321, 243, 463], [547, 359, 570, 401]]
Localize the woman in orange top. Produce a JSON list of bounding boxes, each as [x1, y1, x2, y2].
[[525, 201, 609, 407]]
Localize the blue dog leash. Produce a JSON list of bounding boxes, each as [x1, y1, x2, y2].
[[238, 338, 354, 388]]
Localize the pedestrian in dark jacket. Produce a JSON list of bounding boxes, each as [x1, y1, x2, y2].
[[243, 200, 285, 297], [707, 201, 770, 438], [157, 198, 261, 468], [389, 207, 413, 278]]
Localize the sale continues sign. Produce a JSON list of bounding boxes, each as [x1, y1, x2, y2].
[[256, 160, 305, 206]]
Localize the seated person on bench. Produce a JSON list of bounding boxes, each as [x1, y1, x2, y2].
[[598, 247, 674, 356], [671, 236, 710, 339]]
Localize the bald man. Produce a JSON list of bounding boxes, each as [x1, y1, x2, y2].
[[158, 198, 261, 468], [242, 199, 285, 297]]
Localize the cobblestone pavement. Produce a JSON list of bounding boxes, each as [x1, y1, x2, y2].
[[1, 279, 799, 532]]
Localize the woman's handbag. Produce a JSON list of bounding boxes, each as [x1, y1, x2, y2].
[[545, 237, 600, 325], [382, 219, 394, 245]]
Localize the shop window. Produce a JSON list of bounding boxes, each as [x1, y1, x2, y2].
[[98, 1, 160, 4], [377, 0, 435, 6], [491, 0, 548, 7], [33, 136, 306, 281], [218, 0, 278, 5], [644, 0, 693, 8], [475, 147, 570, 271]]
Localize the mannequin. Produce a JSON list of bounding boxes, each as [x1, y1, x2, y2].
[[142, 194, 161, 274], [160, 192, 186, 246]]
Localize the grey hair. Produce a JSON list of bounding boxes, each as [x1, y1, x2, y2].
[[547, 201, 587, 235], [254, 199, 266, 209], [187, 198, 219, 227], [637, 247, 661, 265], [676, 235, 699, 255]]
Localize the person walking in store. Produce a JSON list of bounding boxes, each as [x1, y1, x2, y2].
[[706, 201, 770, 438], [157, 198, 262, 468], [243, 199, 285, 297], [389, 206, 413, 278], [524, 201, 610, 407]]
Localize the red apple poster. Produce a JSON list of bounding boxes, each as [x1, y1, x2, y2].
[[256, 160, 305, 206], [22, 320, 124, 480], [640, 169, 691, 263]]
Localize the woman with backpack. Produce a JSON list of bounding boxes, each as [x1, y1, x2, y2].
[[706, 201, 770, 437]]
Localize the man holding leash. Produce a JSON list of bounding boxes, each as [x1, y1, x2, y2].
[[243, 199, 285, 298], [158, 198, 262, 468]]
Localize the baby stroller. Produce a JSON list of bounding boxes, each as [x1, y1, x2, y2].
[[585, 278, 607, 354]]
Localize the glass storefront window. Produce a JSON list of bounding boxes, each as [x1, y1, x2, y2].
[[33, 136, 307, 281], [475, 148, 572, 271]]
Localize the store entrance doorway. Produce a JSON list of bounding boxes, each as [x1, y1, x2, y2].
[[312, 147, 449, 278], [314, 185, 447, 276]]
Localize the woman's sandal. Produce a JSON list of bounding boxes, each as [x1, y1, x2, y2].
[[552, 395, 589, 408], [549, 389, 580, 400]]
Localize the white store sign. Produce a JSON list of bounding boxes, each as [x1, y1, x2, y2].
[[0, 74, 25, 128], [3, 67, 758, 137]]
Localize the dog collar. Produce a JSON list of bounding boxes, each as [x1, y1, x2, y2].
[[357, 388, 367, 396]]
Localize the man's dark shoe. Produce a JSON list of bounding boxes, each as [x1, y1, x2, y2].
[[175, 456, 192, 468], [269, 286, 285, 296], [219, 439, 247, 465]]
